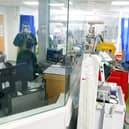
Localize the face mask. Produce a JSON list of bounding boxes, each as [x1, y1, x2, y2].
[[23, 27, 29, 33]]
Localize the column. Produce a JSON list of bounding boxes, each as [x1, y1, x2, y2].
[[38, 0, 49, 63]]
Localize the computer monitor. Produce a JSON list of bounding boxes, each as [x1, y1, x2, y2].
[[47, 48, 63, 63]]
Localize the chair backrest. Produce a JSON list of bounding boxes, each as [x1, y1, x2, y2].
[[15, 63, 34, 81]]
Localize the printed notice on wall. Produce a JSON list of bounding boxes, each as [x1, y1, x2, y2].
[[0, 25, 4, 37]]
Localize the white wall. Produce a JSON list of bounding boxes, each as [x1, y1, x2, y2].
[[5, 7, 19, 61], [0, 6, 19, 61]]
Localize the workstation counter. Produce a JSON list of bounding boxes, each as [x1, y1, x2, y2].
[[43, 65, 65, 104]]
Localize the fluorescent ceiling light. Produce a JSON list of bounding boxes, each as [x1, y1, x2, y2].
[[23, 1, 39, 6], [112, 1, 129, 6], [49, 3, 65, 7], [69, 1, 72, 5]]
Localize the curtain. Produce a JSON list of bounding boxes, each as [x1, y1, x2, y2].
[[20, 15, 36, 35], [121, 18, 129, 61], [77, 54, 99, 129]]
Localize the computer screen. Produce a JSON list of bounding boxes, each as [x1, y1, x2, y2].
[[47, 48, 63, 62]]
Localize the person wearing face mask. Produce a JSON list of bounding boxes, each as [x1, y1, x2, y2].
[[13, 24, 37, 52], [16, 38, 40, 79]]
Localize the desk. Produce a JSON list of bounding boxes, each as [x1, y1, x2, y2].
[[43, 65, 65, 104], [95, 87, 125, 129]]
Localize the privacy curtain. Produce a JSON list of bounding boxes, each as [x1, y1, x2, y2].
[[20, 15, 36, 35], [121, 18, 129, 61], [77, 54, 99, 129]]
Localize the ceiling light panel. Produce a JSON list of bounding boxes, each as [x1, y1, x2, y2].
[[49, 3, 65, 7], [112, 1, 129, 6], [23, 1, 39, 6]]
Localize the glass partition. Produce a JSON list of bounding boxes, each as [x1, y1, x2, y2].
[[44, 0, 69, 105], [0, 0, 120, 125], [0, 0, 71, 124]]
